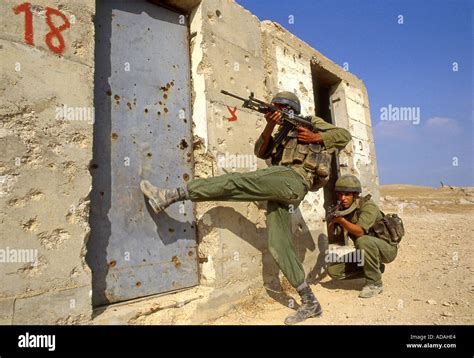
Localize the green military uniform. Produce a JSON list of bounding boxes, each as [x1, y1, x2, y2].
[[327, 196, 398, 285], [187, 115, 352, 288]]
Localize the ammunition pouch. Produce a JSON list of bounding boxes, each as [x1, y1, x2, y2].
[[280, 137, 297, 165], [279, 132, 332, 178], [303, 143, 331, 177], [371, 213, 405, 245]]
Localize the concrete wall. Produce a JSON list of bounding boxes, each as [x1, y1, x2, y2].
[[0, 0, 378, 324], [0, 0, 95, 324], [188, 0, 274, 301]]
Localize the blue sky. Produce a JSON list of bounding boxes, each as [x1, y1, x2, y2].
[[236, 0, 473, 186]]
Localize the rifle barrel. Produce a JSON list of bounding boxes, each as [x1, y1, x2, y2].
[[221, 90, 247, 102]]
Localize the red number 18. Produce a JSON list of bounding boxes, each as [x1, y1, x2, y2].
[[13, 2, 71, 55]]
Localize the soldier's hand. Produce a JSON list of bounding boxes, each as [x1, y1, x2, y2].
[[265, 111, 283, 126], [297, 127, 322, 143], [330, 217, 343, 226]]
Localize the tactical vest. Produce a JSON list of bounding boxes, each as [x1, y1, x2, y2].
[[271, 130, 332, 190]]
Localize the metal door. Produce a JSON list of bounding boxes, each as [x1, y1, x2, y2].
[[88, 0, 198, 306]]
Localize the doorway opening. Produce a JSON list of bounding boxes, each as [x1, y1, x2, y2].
[[310, 61, 344, 244]]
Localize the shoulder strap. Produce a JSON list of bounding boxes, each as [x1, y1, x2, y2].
[[355, 194, 372, 216]]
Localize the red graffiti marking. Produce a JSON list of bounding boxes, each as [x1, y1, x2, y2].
[[226, 106, 237, 122], [13, 2, 70, 55], [45, 7, 70, 54], [13, 2, 34, 45]]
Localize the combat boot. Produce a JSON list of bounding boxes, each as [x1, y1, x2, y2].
[[140, 180, 188, 214], [359, 282, 383, 298], [284, 285, 322, 325]]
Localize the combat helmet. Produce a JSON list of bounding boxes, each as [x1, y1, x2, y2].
[[271, 91, 301, 114], [335, 175, 362, 193]]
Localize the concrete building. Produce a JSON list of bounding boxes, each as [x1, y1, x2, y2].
[[0, 0, 379, 324]]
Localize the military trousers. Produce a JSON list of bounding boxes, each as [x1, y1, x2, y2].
[[327, 235, 398, 285], [187, 165, 309, 288]]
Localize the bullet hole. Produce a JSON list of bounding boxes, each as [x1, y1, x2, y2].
[[133, 98, 137, 105], [157, 111, 161, 116], [89, 163, 98, 169], [165, 176, 169, 181], [188, 251, 194, 257], [109, 260, 117, 268], [171, 256, 182, 268], [147, 152, 152, 157], [144, 108, 148, 114], [127, 102, 132, 110], [159, 101, 163, 105], [106, 90, 112, 96], [173, 65, 176, 68], [160, 85, 167, 91], [142, 259, 146, 262], [164, 108, 168, 113], [216, 10, 222, 18], [100, 191, 105, 197], [163, 93, 168, 99], [171, 81, 175, 86], [111, 132, 118, 140], [179, 139, 188, 150], [114, 95, 120, 100], [167, 124, 171, 129], [169, 228, 175, 233], [134, 83, 137, 86], [183, 173, 190, 181], [198, 257, 208, 263], [147, 27, 150, 31], [136, 281, 142, 287]]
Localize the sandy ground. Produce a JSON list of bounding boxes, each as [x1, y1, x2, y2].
[[201, 185, 474, 325]]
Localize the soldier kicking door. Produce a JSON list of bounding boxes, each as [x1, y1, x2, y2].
[[87, 0, 198, 306]]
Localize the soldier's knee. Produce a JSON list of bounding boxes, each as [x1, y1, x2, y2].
[[355, 235, 376, 250], [327, 264, 345, 280]]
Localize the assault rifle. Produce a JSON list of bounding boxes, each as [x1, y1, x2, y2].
[[221, 90, 326, 146], [325, 200, 359, 223]]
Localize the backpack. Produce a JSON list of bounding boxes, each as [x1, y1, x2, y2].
[[371, 212, 405, 244], [357, 195, 405, 244]]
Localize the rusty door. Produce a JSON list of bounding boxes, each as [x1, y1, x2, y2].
[[88, 0, 198, 306]]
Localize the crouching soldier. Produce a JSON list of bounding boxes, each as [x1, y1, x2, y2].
[[140, 91, 352, 324], [327, 175, 398, 298]]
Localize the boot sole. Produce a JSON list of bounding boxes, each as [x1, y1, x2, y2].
[[140, 181, 163, 214], [358, 287, 383, 298], [284, 308, 323, 325]]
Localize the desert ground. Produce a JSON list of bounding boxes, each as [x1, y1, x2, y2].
[[201, 185, 474, 325]]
